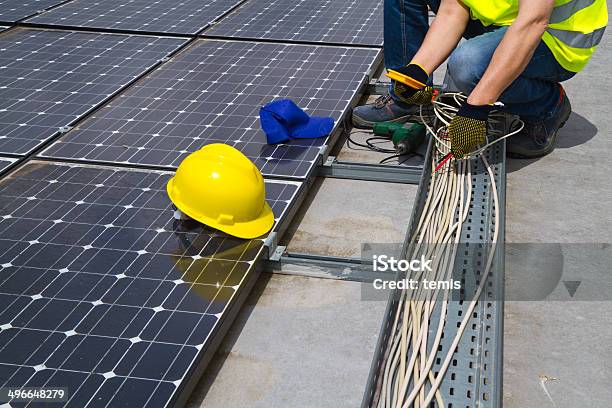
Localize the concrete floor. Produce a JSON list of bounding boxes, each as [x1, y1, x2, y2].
[[502, 32, 612, 408], [186, 274, 387, 408], [189, 35, 611, 408], [285, 178, 418, 258]]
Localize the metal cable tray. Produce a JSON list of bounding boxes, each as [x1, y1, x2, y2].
[[362, 120, 506, 407]]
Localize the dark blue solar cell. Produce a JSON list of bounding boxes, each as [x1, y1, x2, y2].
[[0, 156, 15, 173]]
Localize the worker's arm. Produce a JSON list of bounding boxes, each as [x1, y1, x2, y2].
[[411, 0, 471, 74], [388, 0, 470, 105], [467, 0, 555, 105]]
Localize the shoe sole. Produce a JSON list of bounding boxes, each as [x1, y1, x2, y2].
[[507, 103, 572, 159]]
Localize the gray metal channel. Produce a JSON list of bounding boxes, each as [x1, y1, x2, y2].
[[362, 130, 506, 406], [318, 159, 423, 185]]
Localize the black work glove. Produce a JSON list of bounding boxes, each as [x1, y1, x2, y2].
[[449, 102, 493, 159], [388, 64, 435, 106]]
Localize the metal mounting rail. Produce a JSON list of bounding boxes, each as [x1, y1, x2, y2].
[[264, 249, 386, 283], [318, 156, 423, 185], [361, 126, 507, 407], [366, 80, 391, 95]]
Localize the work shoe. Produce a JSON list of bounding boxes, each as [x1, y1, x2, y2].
[[351, 94, 422, 129], [507, 87, 572, 159]]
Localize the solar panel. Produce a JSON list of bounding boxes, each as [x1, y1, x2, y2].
[[26, 0, 245, 35], [0, 0, 67, 23], [204, 0, 384, 46], [40, 40, 380, 179], [0, 28, 187, 156], [0, 156, 16, 172], [0, 160, 301, 407]]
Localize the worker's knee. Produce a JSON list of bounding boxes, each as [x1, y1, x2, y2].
[[447, 43, 487, 94]]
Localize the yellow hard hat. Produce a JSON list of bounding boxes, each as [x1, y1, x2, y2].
[[167, 144, 274, 239]]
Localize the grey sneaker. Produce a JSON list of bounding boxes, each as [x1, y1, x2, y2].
[[351, 94, 422, 129], [507, 87, 572, 159]]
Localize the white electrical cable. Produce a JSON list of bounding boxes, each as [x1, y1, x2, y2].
[[375, 92, 508, 408], [378, 152, 465, 408], [417, 154, 499, 408]]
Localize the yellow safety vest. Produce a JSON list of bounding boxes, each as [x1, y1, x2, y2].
[[459, 0, 608, 72]]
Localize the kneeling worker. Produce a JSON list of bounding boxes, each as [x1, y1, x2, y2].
[[353, 0, 607, 158]]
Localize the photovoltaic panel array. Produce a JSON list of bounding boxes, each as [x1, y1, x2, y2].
[[0, 0, 67, 23], [204, 0, 384, 46], [41, 40, 380, 179], [0, 28, 186, 156], [27, 0, 245, 35], [0, 161, 301, 408]]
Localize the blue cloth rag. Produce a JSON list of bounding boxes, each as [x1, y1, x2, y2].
[[259, 99, 334, 144]]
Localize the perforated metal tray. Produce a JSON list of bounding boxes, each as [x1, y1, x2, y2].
[[361, 124, 506, 407]]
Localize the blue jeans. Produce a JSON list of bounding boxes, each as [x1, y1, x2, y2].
[[384, 0, 576, 120]]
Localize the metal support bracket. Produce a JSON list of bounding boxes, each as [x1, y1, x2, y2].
[[318, 156, 422, 184], [367, 79, 390, 96], [263, 231, 280, 259], [267, 244, 285, 262], [265, 251, 385, 283]]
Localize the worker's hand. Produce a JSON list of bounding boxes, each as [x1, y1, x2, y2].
[[387, 64, 434, 106], [449, 102, 493, 159]]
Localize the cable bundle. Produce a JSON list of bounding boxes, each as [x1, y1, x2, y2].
[[423, 93, 524, 160], [374, 93, 511, 408]]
